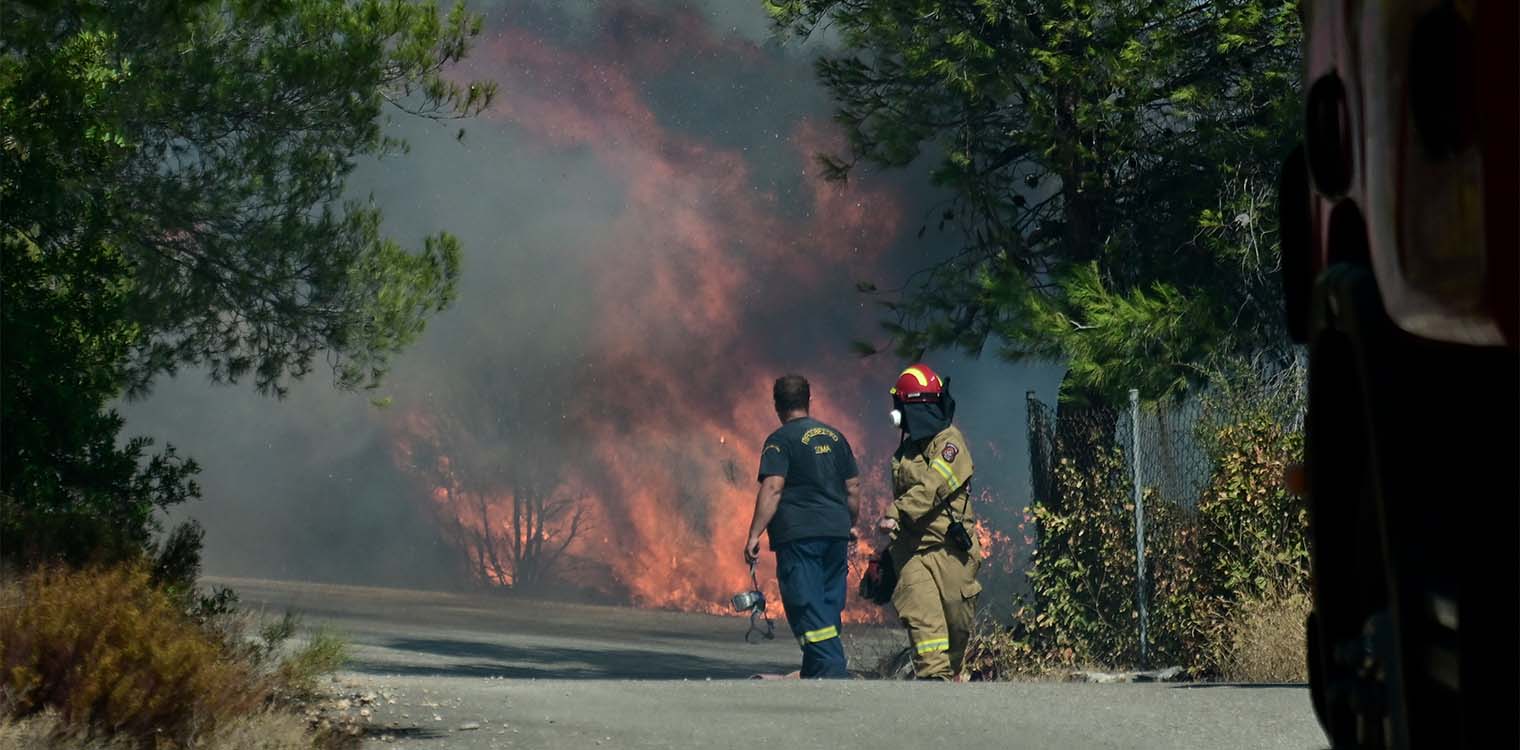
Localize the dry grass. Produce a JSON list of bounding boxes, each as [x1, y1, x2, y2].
[[0, 565, 351, 748], [0, 712, 121, 750], [960, 618, 1076, 681], [203, 711, 320, 750], [0, 710, 314, 750], [276, 630, 348, 700], [1222, 587, 1311, 683]]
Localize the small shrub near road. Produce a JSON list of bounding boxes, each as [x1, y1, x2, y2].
[[275, 629, 349, 703], [0, 565, 266, 745], [0, 565, 351, 748]]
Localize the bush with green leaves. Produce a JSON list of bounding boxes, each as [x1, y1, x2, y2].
[[997, 367, 1307, 677], [1015, 444, 1142, 669], [1165, 389, 1308, 676], [769, 0, 1302, 408]]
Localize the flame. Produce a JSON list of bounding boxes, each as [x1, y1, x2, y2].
[[973, 488, 1019, 577], [385, 6, 1023, 623]]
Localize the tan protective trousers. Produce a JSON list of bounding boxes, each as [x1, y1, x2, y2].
[[891, 546, 982, 680]]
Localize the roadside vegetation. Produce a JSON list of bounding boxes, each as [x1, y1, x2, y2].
[[773, 0, 1309, 682], [1220, 586, 1311, 683], [1, 712, 318, 750], [0, 565, 352, 749], [963, 365, 1309, 682]]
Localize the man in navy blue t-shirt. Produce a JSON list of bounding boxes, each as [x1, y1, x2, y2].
[[743, 374, 861, 678]]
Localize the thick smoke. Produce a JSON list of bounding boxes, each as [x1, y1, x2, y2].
[[119, 0, 1062, 609]]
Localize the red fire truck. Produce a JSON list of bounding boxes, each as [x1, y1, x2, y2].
[[1281, 2, 1517, 747]]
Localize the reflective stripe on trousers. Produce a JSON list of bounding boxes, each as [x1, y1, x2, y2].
[[800, 625, 839, 644], [775, 537, 849, 679]]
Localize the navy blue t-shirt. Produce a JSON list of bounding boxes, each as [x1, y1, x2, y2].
[[757, 417, 858, 548]]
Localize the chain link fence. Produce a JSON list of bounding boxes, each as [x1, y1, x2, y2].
[[1029, 365, 1306, 521], [1022, 363, 1307, 667]]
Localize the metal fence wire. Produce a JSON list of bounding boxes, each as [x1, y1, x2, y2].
[[1028, 368, 1306, 520], [1024, 365, 1307, 665]]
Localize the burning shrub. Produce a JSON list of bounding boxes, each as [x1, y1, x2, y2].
[[393, 407, 591, 594], [0, 565, 267, 746]]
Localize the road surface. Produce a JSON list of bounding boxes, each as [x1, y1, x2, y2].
[[216, 577, 1328, 750]]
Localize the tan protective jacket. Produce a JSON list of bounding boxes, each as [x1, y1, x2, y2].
[[887, 424, 978, 556]]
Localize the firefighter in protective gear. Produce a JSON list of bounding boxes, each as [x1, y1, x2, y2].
[[878, 363, 982, 680]]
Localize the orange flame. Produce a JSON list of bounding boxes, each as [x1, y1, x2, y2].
[[387, 9, 1015, 623]]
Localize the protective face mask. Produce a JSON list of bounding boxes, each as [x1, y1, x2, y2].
[[889, 409, 903, 428]]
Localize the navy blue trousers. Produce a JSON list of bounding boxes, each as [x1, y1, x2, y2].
[[775, 537, 849, 678]]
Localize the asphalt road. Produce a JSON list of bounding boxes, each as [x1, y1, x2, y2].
[[216, 577, 1328, 750]]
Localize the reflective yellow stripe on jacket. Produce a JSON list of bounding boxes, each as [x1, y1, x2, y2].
[[930, 458, 962, 492]]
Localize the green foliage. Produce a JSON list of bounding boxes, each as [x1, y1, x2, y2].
[[3, 0, 490, 396], [1016, 443, 1145, 668], [1194, 416, 1307, 599], [0, 384, 201, 569], [773, 0, 1303, 403], [1, 0, 490, 568], [274, 630, 349, 702], [1028, 263, 1226, 405], [1008, 367, 1307, 676], [150, 520, 208, 597], [1155, 377, 1308, 674]]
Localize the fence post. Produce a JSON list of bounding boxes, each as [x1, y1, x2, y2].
[[1129, 388, 1149, 669], [1026, 389, 1043, 509]]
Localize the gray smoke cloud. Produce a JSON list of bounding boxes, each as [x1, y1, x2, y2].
[[118, 0, 1064, 602]]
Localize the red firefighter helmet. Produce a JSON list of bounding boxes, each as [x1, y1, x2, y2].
[[890, 364, 944, 403]]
